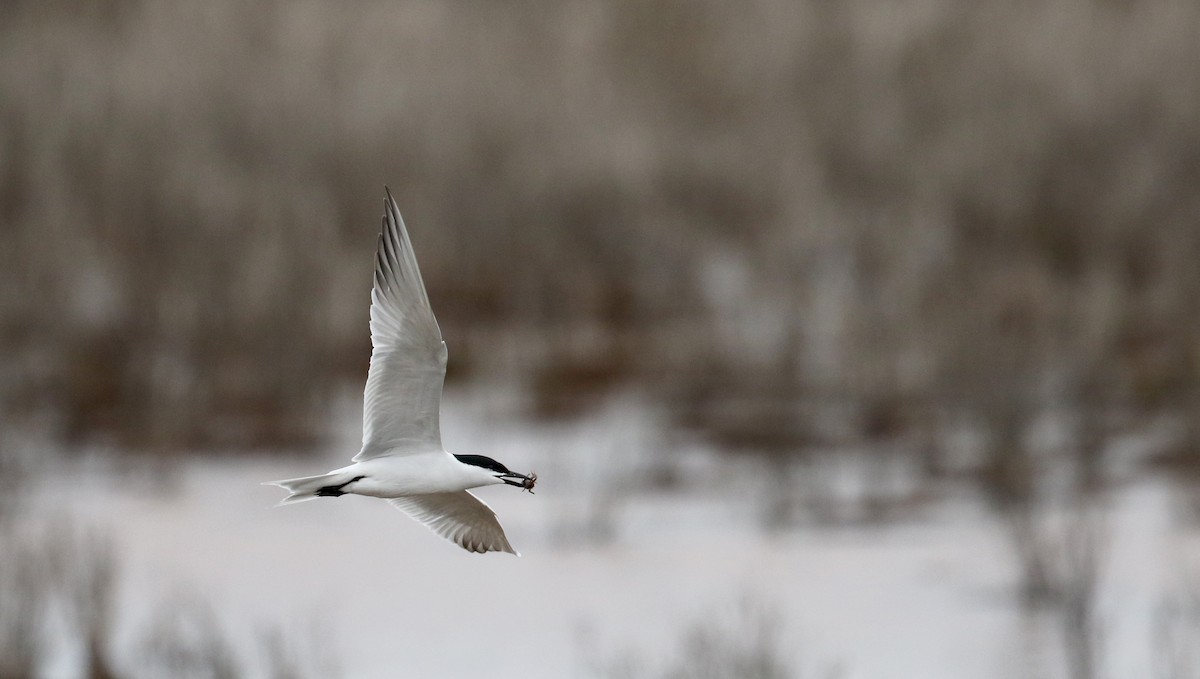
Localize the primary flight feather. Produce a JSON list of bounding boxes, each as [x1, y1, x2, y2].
[[266, 189, 536, 555]]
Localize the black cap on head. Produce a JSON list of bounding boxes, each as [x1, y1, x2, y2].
[[453, 454, 511, 474]]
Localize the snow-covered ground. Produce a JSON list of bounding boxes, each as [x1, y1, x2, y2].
[[19, 387, 1200, 679]]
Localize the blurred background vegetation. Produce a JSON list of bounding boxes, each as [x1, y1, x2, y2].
[[5, 0, 1200, 467], [2, 0, 1199, 460], [3, 0, 1200, 676]]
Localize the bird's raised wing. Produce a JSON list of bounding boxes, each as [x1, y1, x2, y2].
[[388, 491, 518, 555], [355, 190, 447, 460]]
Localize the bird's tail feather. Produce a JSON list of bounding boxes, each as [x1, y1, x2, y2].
[[263, 472, 352, 506]]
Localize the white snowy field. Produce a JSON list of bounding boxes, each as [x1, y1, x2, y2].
[[14, 387, 1200, 679]]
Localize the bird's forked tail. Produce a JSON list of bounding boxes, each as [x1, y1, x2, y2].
[[263, 471, 360, 506]]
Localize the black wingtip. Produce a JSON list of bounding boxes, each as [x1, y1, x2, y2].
[[382, 188, 398, 238]]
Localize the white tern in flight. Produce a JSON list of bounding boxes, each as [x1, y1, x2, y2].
[[266, 190, 536, 554]]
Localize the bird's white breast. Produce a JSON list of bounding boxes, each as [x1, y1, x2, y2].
[[341, 451, 501, 497]]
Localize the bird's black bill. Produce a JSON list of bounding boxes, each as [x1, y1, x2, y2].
[[500, 471, 537, 493]]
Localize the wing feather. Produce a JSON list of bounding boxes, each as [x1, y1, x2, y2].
[[388, 492, 518, 555], [356, 190, 447, 460]]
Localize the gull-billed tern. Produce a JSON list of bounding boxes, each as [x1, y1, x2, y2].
[[266, 190, 536, 555]]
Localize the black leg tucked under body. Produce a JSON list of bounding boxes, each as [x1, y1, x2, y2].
[[316, 475, 365, 497]]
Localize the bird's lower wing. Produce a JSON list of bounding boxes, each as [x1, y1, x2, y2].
[[388, 491, 518, 555]]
